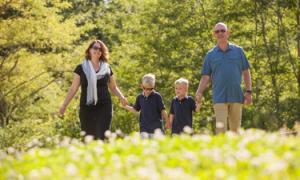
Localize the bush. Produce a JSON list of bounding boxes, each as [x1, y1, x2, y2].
[[0, 115, 81, 151]]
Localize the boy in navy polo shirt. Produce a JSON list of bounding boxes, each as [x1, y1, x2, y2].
[[168, 78, 200, 134], [123, 73, 169, 134]]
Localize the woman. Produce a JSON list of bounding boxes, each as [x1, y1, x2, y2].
[[59, 40, 128, 140]]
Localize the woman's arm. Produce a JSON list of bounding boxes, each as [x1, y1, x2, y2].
[[108, 75, 128, 106], [59, 74, 81, 115]]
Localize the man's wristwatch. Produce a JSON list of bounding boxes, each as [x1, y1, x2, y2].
[[245, 90, 252, 94]]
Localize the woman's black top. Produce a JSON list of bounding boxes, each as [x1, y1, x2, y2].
[[74, 64, 113, 140]]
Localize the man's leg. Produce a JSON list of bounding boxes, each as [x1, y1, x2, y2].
[[228, 103, 243, 133], [213, 103, 228, 134]]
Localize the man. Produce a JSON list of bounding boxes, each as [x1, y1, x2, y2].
[[195, 22, 252, 134]]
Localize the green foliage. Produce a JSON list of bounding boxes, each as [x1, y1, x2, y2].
[[0, 114, 82, 151], [0, 119, 56, 150], [0, 0, 299, 142], [0, 130, 299, 179]]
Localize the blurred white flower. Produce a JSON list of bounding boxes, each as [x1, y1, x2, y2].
[[116, 129, 122, 136], [7, 147, 15, 154], [39, 149, 51, 157], [136, 166, 159, 179], [216, 122, 224, 129], [29, 169, 40, 178], [163, 167, 192, 179], [32, 138, 39, 146], [65, 163, 78, 176], [235, 149, 251, 160], [40, 167, 52, 176], [84, 135, 94, 143], [183, 126, 193, 134], [70, 138, 80, 145], [225, 131, 238, 137], [215, 168, 226, 178], [93, 146, 104, 154], [140, 132, 149, 139], [197, 134, 211, 142], [84, 154, 93, 163], [154, 129, 164, 139], [265, 160, 287, 173], [46, 137, 52, 142], [80, 131, 86, 136], [90, 169, 100, 178], [126, 155, 139, 164], [59, 136, 71, 147], [110, 132, 117, 140], [104, 130, 112, 138], [201, 148, 222, 162], [183, 150, 196, 162], [283, 152, 293, 160], [225, 157, 236, 167]]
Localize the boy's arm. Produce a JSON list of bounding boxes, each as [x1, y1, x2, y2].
[[168, 114, 174, 129], [195, 101, 201, 112], [123, 95, 140, 114], [123, 105, 139, 114], [161, 110, 170, 128]]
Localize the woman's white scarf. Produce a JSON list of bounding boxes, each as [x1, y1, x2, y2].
[[82, 59, 111, 105]]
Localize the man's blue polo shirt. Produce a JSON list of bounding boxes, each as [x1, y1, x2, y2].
[[169, 96, 196, 134], [133, 91, 165, 133], [201, 43, 250, 104]]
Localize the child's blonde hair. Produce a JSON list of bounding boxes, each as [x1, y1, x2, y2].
[[175, 78, 189, 87], [142, 73, 155, 88]]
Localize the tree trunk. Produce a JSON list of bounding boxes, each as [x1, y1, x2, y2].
[[297, 0, 300, 96], [0, 91, 8, 127]]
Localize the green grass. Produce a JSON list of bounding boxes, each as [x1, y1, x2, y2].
[[0, 129, 300, 179]]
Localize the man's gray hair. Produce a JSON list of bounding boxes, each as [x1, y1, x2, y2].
[[215, 22, 228, 30]]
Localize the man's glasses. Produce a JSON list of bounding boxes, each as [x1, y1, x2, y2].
[[214, 29, 226, 34], [143, 87, 154, 91], [92, 46, 101, 51]]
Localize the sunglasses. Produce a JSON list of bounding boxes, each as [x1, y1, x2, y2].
[[214, 29, 226, 34], [142, 87, 154, 91], [92, 46, 101, 51]]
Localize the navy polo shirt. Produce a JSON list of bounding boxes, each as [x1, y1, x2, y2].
[[169, 96, 196, 134], [201, 43, 250, 104], [133, 91, 166, 133]]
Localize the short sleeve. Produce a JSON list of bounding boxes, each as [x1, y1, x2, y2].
[[169, 99, 175, 114], [189, 97, 196, 112], [133, 96, 141, 111], [156, 94, 166, 111], [109, 66, 114, 76], [201, 54, 212, 76], [74, 64, 82, 75], [240, 48, 250, 70]]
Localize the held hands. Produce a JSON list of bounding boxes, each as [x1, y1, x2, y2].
[[119, 96, 128, 106], [195, 102, 201, 112], [195, 93, 203, 109], [165, 121, 171, 129]]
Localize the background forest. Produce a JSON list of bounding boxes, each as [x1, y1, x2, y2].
[[0, 0, 299, 149]]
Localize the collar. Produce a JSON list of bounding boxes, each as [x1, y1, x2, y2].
[[176, 95, 188, 102], [142, 91, 155, 98], [216, 43, 233, 52]]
